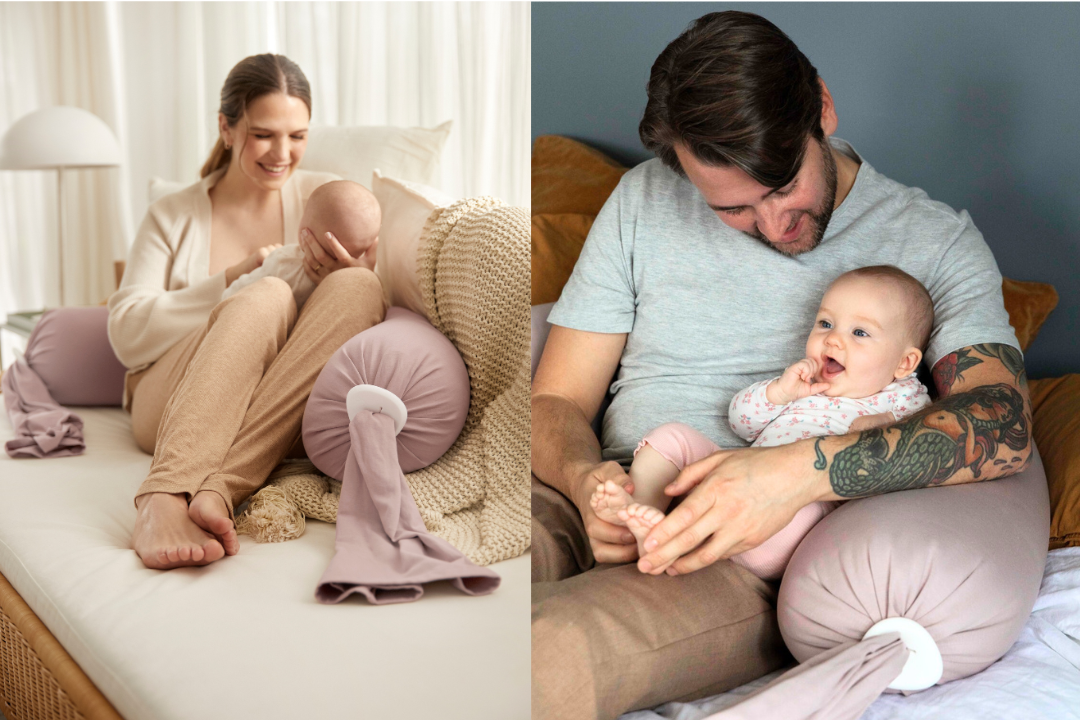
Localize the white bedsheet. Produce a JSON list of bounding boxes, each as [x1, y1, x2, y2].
[[0, 408, 529, 720], [622, 549, 1080, 720]]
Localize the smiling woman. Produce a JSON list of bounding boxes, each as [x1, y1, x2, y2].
[[107, 53, 386, 571]]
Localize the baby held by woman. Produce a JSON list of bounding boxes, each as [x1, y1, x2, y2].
[[591, 265, 935, 580], [223, 180, 380, 307]]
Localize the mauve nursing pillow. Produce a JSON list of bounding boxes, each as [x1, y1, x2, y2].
[[710, 447, 1051, 719], [302, 307, 499, 604], [22, 306, 127, 406]]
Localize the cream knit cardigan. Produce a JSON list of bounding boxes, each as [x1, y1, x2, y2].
[[107, 168, 338, 381]]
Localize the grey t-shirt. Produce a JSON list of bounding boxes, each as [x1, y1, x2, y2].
[[548, 138, 1019, 466]]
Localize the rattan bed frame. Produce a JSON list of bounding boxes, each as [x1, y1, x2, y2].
[[0, 570, 121, 720]]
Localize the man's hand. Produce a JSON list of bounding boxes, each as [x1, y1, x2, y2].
[[570, 461, 638, 564], [636, 444, 815, 575], [766, 358, 831, 405]]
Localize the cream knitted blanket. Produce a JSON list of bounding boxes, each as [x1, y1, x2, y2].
[[237, 197, 531, 566]]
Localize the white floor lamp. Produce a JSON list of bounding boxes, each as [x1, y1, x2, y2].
[[0, 106, 122, 307]]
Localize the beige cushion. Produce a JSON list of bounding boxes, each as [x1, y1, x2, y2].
[[372, 170, 455, 319]]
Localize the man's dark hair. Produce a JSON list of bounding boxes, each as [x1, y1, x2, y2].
[[639, 11, 823, 188]]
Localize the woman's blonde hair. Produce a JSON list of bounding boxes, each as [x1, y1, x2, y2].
[[200, 54, 312, 179]]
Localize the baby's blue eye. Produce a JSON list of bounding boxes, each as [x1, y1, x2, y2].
[[818, 320, 832, 329], [853, 329, 869, 338]]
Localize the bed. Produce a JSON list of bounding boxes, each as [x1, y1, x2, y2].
[[0, 405, 529, 720]]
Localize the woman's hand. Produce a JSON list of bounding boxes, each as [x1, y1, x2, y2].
[[299, 227, 378, 285], [225, 244, 282, 287]]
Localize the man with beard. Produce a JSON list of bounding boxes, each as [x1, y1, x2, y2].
[[532, 10, 1033, 720]]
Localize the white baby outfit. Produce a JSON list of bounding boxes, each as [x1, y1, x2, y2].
[[729, 375, 931, 447], [221, 245, 316, 309]]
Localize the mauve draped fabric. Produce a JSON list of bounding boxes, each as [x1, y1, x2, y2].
[[707, 446, 1050, 720], [2, 354, 84, 458], [302, 308, 500, 604]]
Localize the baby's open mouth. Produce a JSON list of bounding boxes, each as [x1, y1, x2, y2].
[[822, 356, 845, 379]]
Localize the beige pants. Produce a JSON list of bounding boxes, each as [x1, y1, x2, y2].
[[531, 476, 793, 720], [128, 270, 386, 517]]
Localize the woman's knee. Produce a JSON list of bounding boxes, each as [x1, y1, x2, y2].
[[217, 276, 297, 326], [314, 267, 384, 303]]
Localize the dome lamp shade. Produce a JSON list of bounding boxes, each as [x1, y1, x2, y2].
[[0, 106, 121, 170]]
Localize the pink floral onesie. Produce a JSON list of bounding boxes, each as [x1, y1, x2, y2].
[[637, 375, 931, 580]]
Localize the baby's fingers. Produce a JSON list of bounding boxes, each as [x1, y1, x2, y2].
[[808, 382, 831, 395]]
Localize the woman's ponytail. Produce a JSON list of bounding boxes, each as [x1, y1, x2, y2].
[[200, 137, 233, 179]]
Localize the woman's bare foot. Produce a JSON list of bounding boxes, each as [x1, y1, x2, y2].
[[132, 493, 225, 569], [189, 491, 240, 556], [590, 479, 635, 525], [618, 503, 666, 560]]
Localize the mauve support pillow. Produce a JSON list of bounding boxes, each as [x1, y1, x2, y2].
[[708, 446, 1050, 719], [302, 307, 500, 604], [23, 306, 127, 406]]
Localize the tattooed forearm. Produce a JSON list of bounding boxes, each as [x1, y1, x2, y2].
[[815, 382, 1029, 498], [971, 344, 1027, 387], [932, 343, 1025, 396], [931, 347, 982, 396]]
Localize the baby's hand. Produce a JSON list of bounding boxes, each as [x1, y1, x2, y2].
[[766, 358, 831, 405]]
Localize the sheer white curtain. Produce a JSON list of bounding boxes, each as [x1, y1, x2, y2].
[[0, 1, 530, 313]]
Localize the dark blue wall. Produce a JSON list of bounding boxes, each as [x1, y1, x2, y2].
[[533, 2, 1080, 378]]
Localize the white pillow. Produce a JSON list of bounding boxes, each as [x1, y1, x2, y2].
[[372, 170, 455, 319], [300, 121, 451, 190]]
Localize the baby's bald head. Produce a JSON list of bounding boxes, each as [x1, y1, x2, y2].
[[301, 180, 381, 259]]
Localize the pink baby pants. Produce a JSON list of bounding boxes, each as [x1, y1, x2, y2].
[[636, 422, 839, 581]]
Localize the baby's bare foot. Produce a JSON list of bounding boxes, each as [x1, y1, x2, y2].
[[132, 492, 225, 570], [590, 479, 635, 525], [189, 491, 239, 556], [618, 503, 666, 559]]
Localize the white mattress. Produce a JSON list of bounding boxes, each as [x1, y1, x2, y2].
[[0, 407, 529, 720], [622, 550, 1080, 720]]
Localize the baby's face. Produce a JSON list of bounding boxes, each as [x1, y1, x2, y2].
[[804, 276, 919, 399]]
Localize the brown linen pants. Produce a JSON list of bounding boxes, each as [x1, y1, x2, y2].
[[127, 270, 386, 516], [531, 475, 793, 720]]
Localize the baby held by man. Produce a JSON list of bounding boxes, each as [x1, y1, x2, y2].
[[591, 265, 934, 580]]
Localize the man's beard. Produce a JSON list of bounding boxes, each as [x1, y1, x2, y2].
[[744, 137, 839, 257]]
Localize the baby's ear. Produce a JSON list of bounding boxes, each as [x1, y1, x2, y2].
[[894, 347, 923, 379]]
